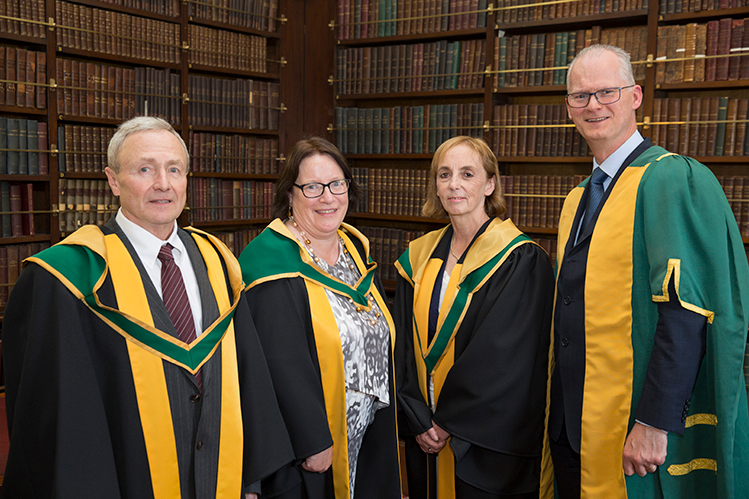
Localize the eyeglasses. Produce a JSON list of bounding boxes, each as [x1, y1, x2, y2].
[[293, 179, 350, 198], [565, 85, 636, 108]]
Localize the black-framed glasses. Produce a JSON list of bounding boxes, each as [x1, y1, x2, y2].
[[293, 179, 350, 198], [565, 85, 636, 108]]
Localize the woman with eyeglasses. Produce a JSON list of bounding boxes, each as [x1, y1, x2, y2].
[[238, 137, 401, 499]]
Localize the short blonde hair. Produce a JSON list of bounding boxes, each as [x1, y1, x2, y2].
[[108, 117, 189, 173], [422, 136, 505, 219]]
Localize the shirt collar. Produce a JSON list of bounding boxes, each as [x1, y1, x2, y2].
[[593, 130, 644, 181], [115, 209, 185, 269]]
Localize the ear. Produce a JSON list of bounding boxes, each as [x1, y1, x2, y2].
[[104, 167, 121, 196], [632, 85, 643, 110], [485, 174, 497, 197]]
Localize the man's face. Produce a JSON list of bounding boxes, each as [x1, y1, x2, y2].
[[566, 51, 642, 159], [105, 129, 188, 240]]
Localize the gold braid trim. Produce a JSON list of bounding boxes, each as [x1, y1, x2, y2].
[[685, 413, 718, 428], [667, 458, 717, 476]]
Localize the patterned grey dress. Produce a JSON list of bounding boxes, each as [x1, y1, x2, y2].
[[301, 237, 390, 498]]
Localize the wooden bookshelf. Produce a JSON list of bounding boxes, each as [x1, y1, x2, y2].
[[324, 0, 749, 269], [0, 0, 286, 313]]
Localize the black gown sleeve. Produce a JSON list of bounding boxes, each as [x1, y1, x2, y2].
[[1, 264, 127, 498], [432, 243, 554, 457], [394, 272, 435, 437], [244, 277, 334, 459]]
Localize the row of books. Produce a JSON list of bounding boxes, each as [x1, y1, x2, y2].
[[351, 167, 430, 217], [95, 0, 180, 17], [500, 174, 584, 230], [1, 182, 37, 238], [187, 76, 279, 130], [0, 242, 51, 307], [189, 133, 279, 175], [0, 118, 49, 175], [492, 104, 595, 158], [494, 0, 646, 23], [655, 19, 749, 84], [55, 59, 181, 124], [0, 47, 47, 109], [717, 176, 749, 237], [188, 25, 272, 73], [650, 97, 748, 157], [335, 39, 486, 95], [187, 0, 280, 32], [335, 0, 489, 40], [0, 0, 46, 39], [495, 25, 648, 88], [659, 0, 748, 15], [55, 0, 181, 65], [57, 179, 120, 234], [188, 178, 275, 223], [357, 225, 426, 282], [335, 104, 484, 155], [57, 125, 115, 174], [212, 226, 265, 258]]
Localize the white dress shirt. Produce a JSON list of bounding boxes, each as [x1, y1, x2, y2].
[[115, 209, 203, 337]]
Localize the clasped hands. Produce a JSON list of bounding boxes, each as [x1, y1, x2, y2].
[[416, 420, 450, 454]]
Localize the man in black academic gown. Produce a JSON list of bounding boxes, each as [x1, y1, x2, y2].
[[1, 116, 293, 498]]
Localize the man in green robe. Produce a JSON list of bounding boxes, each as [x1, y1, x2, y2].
[[548, 44, 749, 499]]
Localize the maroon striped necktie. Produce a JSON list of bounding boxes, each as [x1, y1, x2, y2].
[[158, 243, 202, 391]]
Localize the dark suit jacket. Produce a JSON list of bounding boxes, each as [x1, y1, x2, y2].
[[550, 139, 706, 453], [104, 218, 225, 499]]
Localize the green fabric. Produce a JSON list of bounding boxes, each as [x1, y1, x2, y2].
[[30, 237, 236, 371], [239, 222, 377, 308], [624, 146, 749, 498]]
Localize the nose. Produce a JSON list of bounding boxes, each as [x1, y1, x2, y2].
[[586, 93, 603, 109], [153, 167, 170, 190], [318, 185, 336, 202]]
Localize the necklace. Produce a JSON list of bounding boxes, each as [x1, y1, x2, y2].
[[450, 239, 461, 260], [290, 216, 381, 327]]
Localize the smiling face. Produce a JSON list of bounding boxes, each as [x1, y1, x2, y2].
[[435, 143, 496, 225], [290, 153, 348, 242], [105, 129, 188, 240], [566, 50, 643, 163]]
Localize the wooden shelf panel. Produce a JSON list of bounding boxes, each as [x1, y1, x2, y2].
[[56, 47, 182, 71], [337, 28, 488, 47], [337, 88, 485, 102], [189, 172, 279, 180], [188, 64, 280, 81], [496, 9, 649, 33]]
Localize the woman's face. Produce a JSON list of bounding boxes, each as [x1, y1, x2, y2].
[[435, 143, 496, 222], [289, 153, 349, 241]]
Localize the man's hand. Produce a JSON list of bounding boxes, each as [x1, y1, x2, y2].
[[622, 422, 667, 477], [415, 421, 450, 454], [245, 494, 258, 499], [301, 446, 333, 473]]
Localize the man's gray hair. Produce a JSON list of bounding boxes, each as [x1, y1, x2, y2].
[[566, 44, 636, 89], [107, 117, 189, 173]]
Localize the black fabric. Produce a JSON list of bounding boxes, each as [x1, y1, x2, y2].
[[548, 421, 580, 499], [635, 274, 707, 434], [244, 235, 401, 499], [0, 227, 293, 498], [395, 239, 555, 496]]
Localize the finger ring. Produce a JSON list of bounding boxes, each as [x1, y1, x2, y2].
[[428, 447, 432, 452], [649, 465, 657, 473]]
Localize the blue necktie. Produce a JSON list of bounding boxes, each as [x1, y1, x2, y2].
[[582, 167, 608, 230]]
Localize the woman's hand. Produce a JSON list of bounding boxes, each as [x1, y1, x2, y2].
[[415, 421, 449, 454], [301, 446, 334, 473]]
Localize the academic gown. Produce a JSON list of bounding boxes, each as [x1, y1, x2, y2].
[[1, 222, 293, 499], [239, 219, 401, 499], [552, 145, 749, 498], [394, 218, 555, 498]]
